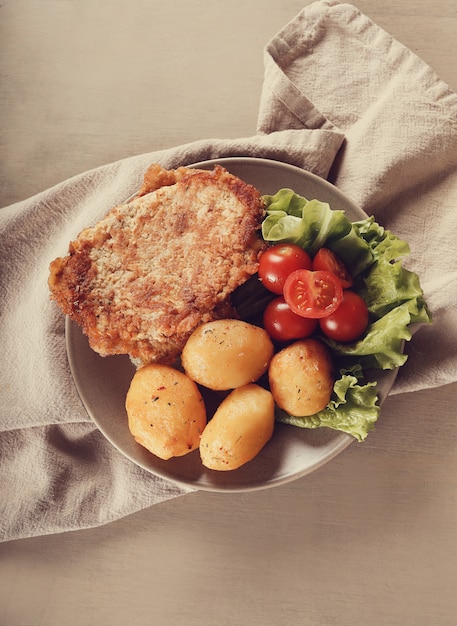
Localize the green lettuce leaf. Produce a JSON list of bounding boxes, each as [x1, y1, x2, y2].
[[276, 368, 380, 442], [360, 256, 427, 319], [234, 188, 432, 441], [323, 297, 431, 370], [261, 188, 432, 373], [352, 216, 410, 263], [262, 189, 374, 274]]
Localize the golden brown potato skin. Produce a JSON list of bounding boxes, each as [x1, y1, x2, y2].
[[125, 364, 207, 460], [199, 384, 275, 471], [268, 339, 334, 417], [182, 319, 274, 391]]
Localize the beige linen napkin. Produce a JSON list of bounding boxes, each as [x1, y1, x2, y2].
[[1, 1, 456, 542]]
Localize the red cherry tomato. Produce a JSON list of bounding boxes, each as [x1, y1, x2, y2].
[[312, 247, 353, 288], [319, 290, 369, 342], [263, 296, 318, 342], [258, 244, 312, 295], [283, 269, 343, 319]]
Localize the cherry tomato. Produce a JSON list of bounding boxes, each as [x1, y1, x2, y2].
[[312, 247, 353, 288], [319, 290, 369, 342], [263, 296, 318, 342], [258, 244, 312, 295], [283, 269, 343, 319]]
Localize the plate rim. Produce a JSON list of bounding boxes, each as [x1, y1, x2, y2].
[[65, 156, 398, 492]]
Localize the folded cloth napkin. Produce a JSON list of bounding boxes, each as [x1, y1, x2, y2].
[[1, 0, 456, 542]]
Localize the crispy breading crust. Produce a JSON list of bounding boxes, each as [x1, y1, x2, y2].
[[49, 164, 266, 366]]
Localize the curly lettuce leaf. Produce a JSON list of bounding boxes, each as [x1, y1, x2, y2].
[[262, 191, 415, 277], [262, 191, 352, 253], [262, 189, 373, 274], [323, 297, 431, 370], [261, 188, 432, 373], [352, 216, 410, 263], [262, 188, 309, 217], [240, 188, 432, 441], [360, 256, 427, 319], [276, 368, 379, 442]]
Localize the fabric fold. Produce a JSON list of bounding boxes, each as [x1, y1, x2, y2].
[[257, 1, 457, 394], [1, 130, 343, 542], [2, 1, 457, 542]]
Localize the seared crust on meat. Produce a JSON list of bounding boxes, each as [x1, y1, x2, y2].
[[49, 164, 266, 366]]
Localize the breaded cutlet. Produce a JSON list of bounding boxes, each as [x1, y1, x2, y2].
[[48, 164, 266, 366]]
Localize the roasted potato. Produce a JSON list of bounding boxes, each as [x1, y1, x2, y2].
[[126, 364, 207, 460], [181, 319, 274, 391], [199, 383, 275, 471], [268, 338, 334, 416]]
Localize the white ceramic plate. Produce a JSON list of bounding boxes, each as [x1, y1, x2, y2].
[[66, 157, 399, 492]]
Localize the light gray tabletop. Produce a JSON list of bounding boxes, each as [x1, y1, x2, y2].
[[1, 2, 457, 625]]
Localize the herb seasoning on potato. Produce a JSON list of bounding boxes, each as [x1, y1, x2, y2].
[[182, 319, 274, 391], [199, 384, 275, 471], [268, 339, 334, 417], [126, 364, 207, 460]]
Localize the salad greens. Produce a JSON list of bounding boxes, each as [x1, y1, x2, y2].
[[236, 188, 431, 442], [276, 366, 380, 442]]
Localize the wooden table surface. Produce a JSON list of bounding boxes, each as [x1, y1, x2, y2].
[[1, 1, 457, 625]]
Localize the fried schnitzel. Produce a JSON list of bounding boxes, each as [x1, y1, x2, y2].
[[48, 164, 266, 366]]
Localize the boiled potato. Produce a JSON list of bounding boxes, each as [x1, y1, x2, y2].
[[126, 364, 207, 460], [199, 383, 275, 471], [182, 319, 274, 391], [268, 338, 334, 417]]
